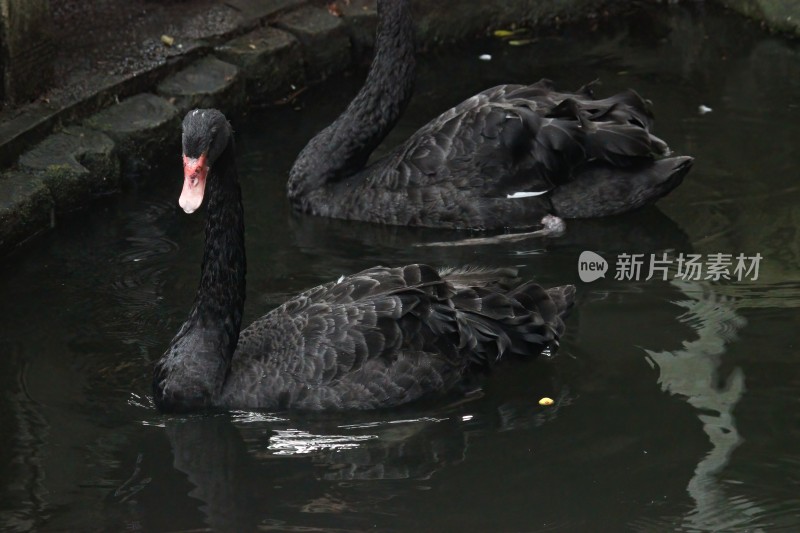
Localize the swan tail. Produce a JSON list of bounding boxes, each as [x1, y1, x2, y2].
[[441, 267, 575, 368], [549, 156, 693, 218], [545, 91, 667, 165], [492, 83, 683, 204]]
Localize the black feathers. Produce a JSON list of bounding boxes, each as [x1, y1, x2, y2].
[[156, 110, 577, 413], [155, 112, 246, 413], [286, 0, 692, 230], [224, 265, 575, 410]]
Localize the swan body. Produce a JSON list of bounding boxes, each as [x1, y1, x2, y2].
[[287, 0, 692, 230], [153, 109, 575, 413]]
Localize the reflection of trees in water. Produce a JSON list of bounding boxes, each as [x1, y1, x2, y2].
[[644, 280, 755, 531]]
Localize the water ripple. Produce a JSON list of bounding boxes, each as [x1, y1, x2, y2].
[[268, 429, 378, 456], [230, 410, 288, 424]]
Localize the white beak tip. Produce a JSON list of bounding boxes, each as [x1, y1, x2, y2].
[[179, 197, 200, 214]]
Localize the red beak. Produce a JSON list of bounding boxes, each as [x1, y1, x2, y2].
[[180, 153, 208, 214]]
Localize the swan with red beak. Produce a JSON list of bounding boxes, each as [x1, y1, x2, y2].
[[154, 107, 575, 414], [179, 109, 230, 214], [180, 153, 208, 213]]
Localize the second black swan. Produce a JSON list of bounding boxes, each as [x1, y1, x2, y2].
[[287, 0, 693, 230], [153, 109, 576, 413]]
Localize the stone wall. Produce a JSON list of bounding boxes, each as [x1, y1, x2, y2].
[[0, 0, 54, 103], [713, 0, 800, 35]]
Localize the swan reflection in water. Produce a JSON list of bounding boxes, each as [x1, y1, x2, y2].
[[157, 393, 569, 531]]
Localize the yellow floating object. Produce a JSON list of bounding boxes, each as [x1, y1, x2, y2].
[[493, 28, 527, 38], [509, 39, 535, 47], [161, 35, 175, 47], [538, 397, 554, 406]]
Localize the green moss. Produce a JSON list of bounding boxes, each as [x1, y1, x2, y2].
[[718, 0, 800, 35], [0, 171, 54, 255]]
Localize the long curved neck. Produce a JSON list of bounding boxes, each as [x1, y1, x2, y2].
[[154, 140, 246, 412], [288, 0, 415, 202], [193, 141, 246, 345]]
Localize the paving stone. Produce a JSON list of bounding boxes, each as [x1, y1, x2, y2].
[[0, 171, 53, 255], [340, 0, 378, 57], [216, 27, 305, 103], [157, 56, 244, 116], [19, 126, 120, 213], [0, 103, 61, 169], [224, 0, 307, 24], [84, 93, 180, 181], [276, 6, 351, 82]]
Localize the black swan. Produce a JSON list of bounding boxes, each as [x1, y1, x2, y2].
[[287, 0, 693, 231], [153, 109, 575, 413]]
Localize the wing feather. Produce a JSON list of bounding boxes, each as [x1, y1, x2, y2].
[[224, 265, 572, 410], [365, 80, 667, 200]]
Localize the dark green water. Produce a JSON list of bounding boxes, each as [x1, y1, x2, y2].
[[1, 5, 799, 531]]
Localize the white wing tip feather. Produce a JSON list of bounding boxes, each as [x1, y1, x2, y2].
[[506, 190, 549, 199]]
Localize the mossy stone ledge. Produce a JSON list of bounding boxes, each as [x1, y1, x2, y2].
[[0, 171, 53, 255], [18, 127, 119, 214], [215, 27, 305, 104], [339, 0, 379, 57], [157, 56, 245, 116], [276, 6, 352, 82], [83, 94, 180, 182]]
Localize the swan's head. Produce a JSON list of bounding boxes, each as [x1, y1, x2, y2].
[[180, 109, 232, 214]]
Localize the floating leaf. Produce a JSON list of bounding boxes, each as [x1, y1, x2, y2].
[[494, 28, 527, 38], [161, 34, 174, 47], [509, 39, 536, 47], [327, 2, 343, 17]]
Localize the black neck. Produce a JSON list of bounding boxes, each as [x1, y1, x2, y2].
[[288, 0, 415, 199], [192, 140, 246, 359], [154, 135, 246, 413]]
